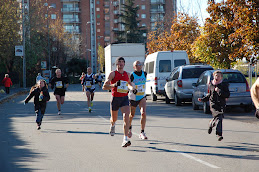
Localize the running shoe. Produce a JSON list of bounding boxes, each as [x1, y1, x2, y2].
[[88, 107, 92, 113], [58, 110, 61, 115], [37, 126, 41, 130], [217, 135, 223, 141], [110, 125, 115, 136], [121, 140, 131, 147], [208, 127, 212, 134], [128, 129, 132, 138], [91, 102, 93, 107], [139, 132, 148, 140]]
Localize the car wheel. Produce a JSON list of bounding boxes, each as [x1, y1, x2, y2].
[[203, 102, 210, 114], [192, 96, 199, 110], [174, 92, 181, 106], [244, 105, 253, 113], [151, 89, 157, 101], [165, 94, 170, 104]]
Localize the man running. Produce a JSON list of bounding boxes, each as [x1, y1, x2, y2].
[[103, 57, 134, 147], [128, 61, 148, 140], [83, 67, 96, 112], [49, 69, 69, 115]]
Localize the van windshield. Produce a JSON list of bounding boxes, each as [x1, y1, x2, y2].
[[159, 60, 171, 73], [174, 59, 186, 68], [182, 68, 213, 79]]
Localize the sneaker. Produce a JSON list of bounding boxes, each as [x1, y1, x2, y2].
[[88, 107, 92, 113], [217, 135, 223, 141], [91, 102, 93, 107], [121, 140, 131, 147], [37, 126, 41, 130], [139, 132, 148, 140], [128, 129, 132, 138], [110, 125, 115, 136], [208, 127, 212, 134], [58, 111, 61, 115]]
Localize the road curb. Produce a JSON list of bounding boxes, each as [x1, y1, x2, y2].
[[0, 89, 29, 104]]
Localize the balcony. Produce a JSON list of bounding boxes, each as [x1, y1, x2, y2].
[[61, 0, 80, 2], [61, 7, 80, 13], [150, 9, 165, 13], [65, 29, 81, 34], [150, 0, 165, 4], [63, 18, 80, 23]]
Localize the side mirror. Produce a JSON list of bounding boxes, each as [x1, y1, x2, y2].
[[166, 78, 169, 82], [192, 83, 197, 87]]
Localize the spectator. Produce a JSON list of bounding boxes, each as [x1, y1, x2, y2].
[[2, 74, 13, 94], [36, 73, 45, 84]]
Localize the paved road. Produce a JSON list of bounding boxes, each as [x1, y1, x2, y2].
[[1, 84, 259, 172]]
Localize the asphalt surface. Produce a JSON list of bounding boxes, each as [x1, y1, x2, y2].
[[0, 84, 259, 172]]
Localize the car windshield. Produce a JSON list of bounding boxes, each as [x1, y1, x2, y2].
[[182, 68, 213, 79], [222, 72, 246, 83]]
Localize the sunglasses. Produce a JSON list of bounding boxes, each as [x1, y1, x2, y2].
[[135, 64, 142, 66]]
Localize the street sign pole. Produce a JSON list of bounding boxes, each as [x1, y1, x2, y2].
[[22, 0, 26, 88]]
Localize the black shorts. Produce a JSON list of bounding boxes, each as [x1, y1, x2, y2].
[[130, 97, 146, 107], [111, 96, 129, 111], [54, 89, 65, 96]]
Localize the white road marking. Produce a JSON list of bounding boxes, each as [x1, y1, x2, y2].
[[97, 115, 220, 169]]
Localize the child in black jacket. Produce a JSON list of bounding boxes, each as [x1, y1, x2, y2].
[[24, 79, 50, 130], [198, 70, 230, 141]]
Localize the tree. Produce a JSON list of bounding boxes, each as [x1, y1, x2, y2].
[[195, 0, 259, 69], [147, 12, 200, 63], [97, 45, 105, 72], [0, 0, 20, 73], [114, 0, 146, 43]]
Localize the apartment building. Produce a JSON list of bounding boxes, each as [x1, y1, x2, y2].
[[22, 0, 176, 72]]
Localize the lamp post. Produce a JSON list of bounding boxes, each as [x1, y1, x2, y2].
[[44, 3, 53, 72], [86, 21, 91, 67], [22, 0, 26, 88]]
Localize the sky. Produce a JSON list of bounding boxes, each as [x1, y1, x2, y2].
[[177, 0, 212, 26]]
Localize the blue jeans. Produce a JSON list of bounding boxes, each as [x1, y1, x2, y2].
[[35, 109, 44, 125]]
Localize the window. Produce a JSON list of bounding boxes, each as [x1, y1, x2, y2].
[[141, 5, 145, 10], [148, 61, 154, 74], [143, 33, 146, 37], [172, 70, 179, 80], [97, 22, 100, 25], [96, 8, 100, 11], [141, 14, 146, 18], [159, 60, 171, 73], [174, 59, 186, 68], [97, 29, 100, 32], [97, 14, 100, 18], [51, 14, 56, 20], [182, 68, 213, 79], [144, 63, 149, 73], [50, 3, 56, 8], [142, 23, 146, 27], [96, 1, 100, 4]]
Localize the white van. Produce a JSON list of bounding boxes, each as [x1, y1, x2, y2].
[[144, 51, 190, 101]]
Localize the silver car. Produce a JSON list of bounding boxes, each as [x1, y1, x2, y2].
[[164, 65, 213, 105], [192, 69, 252, 114]]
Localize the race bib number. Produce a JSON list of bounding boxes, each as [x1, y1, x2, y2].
[[117, 81, 128, 93], [136, 84, 145, 96], [56, 81, 63, 88], [85, 81, 92, 88]]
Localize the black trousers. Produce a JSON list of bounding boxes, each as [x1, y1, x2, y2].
[[5, 87, 10, 94]]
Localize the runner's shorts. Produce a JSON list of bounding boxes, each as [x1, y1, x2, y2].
[[111, 96, 129, 111], [54, 88, 65, 96], [129, 97, 146, 107], [85, 87, 95, 93]]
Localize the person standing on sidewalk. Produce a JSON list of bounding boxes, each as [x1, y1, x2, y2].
[[24, 79, 50, 130], [49, 69, 69, 115], [83, 67, 96, 112], [198, 70, 230, 141], [250, 78, 259, 119], [2, 74, 13, 94], [128, 61, 148, 140], [102, 57, 135, 147]]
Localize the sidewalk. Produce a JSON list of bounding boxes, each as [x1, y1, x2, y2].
[[0, 85, 29, 104]]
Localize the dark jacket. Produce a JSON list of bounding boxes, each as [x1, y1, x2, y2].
[[201, 82, 230, 117], [24, 86, 50, 111]]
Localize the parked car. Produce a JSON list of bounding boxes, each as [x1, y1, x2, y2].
[[144, 51, 190, 101], [192, 69, 252, 114], [164, 65, 214, 105]]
